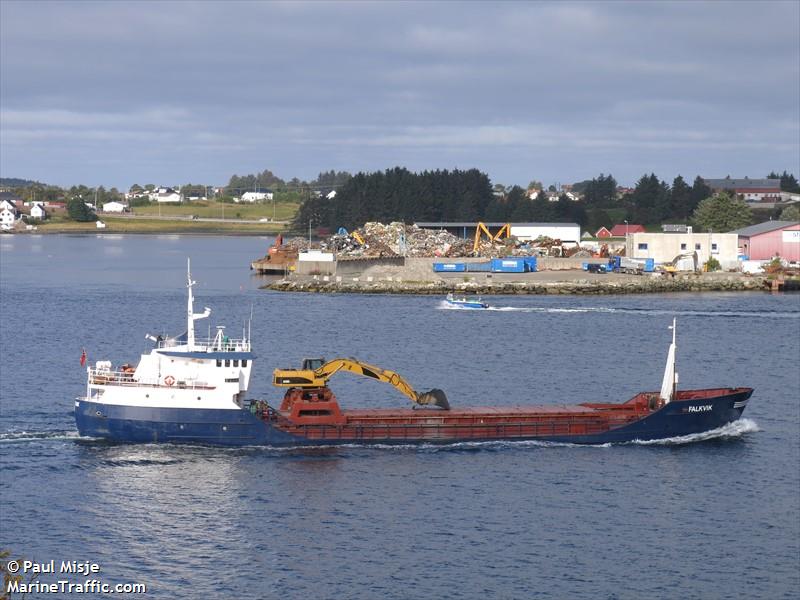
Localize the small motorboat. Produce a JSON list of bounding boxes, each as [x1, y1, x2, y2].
[[445, 292, 490, 309]]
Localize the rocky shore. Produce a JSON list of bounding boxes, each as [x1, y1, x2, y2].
[[266, 273, 771, 295]]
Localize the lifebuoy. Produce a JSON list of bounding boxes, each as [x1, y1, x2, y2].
[[164, 375, 175, 386]]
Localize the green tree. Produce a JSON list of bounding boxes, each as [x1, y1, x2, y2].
[[692, 191, 751, 232], [768, 171, 800, 193], [527, 180, 543, 191], [669, 175, 693, 220], [689, 176, 711, 211], [66, 197, 97, 222], [581, 174, 617, 208], [779, 204, 800, 221], [630, 173, 670, 224]]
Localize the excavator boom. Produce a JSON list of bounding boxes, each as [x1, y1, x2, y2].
[[273, 357, 449, 409]]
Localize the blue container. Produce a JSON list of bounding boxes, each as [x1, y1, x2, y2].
[[433, 262, 466, 273], [465, 262, 492, 272], [491, 258, 526, 273], [644, 258, 654, 273], [523, 257, 537, 272]]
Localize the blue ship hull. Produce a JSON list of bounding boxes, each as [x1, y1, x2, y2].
[[75, 388, 752, 447]]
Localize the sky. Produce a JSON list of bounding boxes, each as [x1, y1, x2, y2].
[[1, 0, 798, 190]]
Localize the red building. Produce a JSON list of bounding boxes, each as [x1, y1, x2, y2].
[[732, 221, 800, 261], [609, 223, 645, 237], [595, 227, 612, 238]]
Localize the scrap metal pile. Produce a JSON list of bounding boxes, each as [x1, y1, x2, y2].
[[283, 222, 600, 259], [323, 222, 472, 258]]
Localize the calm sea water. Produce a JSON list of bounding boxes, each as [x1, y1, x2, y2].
[[1, 234, 798, 600]]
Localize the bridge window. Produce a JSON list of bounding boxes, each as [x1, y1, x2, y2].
[[216, 359, 222, 367], [233, 360, 239, 367], [225, 359, 230, 367]]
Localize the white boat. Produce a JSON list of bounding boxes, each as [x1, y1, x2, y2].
[[74, 260, 264, 444], [445, 292, 490, 309]]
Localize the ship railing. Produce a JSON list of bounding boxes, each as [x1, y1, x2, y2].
[[156, 337, 251, 352], [87, 367, 212, 389]]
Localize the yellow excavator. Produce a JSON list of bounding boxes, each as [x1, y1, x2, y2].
[[661, 251, 699, 276], [473, 222, 511, 253], [273, 358, 450, 409]]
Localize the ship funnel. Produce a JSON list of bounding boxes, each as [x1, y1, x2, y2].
[[416, 389, 450, 410]]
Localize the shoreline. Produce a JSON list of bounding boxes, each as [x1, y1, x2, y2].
[[265, 273, 777, 295]]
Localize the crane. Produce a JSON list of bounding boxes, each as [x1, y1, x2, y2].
[[473, 222, 511, 254], [273, 357, 450, 409]]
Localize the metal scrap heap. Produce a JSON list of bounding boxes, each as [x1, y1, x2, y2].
[[296, 222, 591, 259], [326, 222, 471, 258]]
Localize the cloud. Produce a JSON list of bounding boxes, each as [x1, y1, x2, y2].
[[1, 0, 797, 188]]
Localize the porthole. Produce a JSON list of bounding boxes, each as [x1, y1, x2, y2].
[[197, 396, 201, 401], [222, 426, 227, 431], [180, 424, 184, 430]]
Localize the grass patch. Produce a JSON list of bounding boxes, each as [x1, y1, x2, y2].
[[35, 216, 287, 234], [132, 200, 299, 221]]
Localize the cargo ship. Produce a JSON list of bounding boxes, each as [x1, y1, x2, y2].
[[75, 263, 753, 446]]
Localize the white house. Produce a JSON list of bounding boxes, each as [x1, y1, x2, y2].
[[102, 201, 127, 213], [1, 207, 18, 230], [326, 190, 337, 200], [149, 187, 182, 203], [30, 203, 47, 220], [96, 220, 107, 229], [527, 189, 543, 200], [0, 199, 18, 212], [240, 190, 273, 202]]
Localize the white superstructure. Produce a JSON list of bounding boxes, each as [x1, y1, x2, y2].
[[82, 260, 253, 411]]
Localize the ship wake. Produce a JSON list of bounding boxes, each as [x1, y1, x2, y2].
[[0, 430, 84, 444], [629, 418, 760, 446]]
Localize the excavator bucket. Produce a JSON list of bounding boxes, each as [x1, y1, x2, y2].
[[416, 388, 450, 410]]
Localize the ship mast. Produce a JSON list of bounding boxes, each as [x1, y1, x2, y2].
[[659, 318, 678, 403], [187, 258, 196, 350], [186, 258, 211, 351]]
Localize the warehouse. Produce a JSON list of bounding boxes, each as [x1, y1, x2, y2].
[[625, 230, 739, 270], [731, 221, 800, 261], [415, 222, 581, 244]]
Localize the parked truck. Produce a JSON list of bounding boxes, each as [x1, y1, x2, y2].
[[583, 256, 653, 275]]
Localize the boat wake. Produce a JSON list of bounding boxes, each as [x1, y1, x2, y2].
[[0, 430, 83, 443], [628, 418, 760, 445], [436, 301, 798, 318]]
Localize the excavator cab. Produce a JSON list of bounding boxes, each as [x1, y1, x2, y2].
[[301, 357, 326, 371]]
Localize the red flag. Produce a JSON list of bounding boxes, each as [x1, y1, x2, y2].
[[80, 348, 87, 367]]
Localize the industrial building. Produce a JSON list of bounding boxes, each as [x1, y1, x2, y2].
[[625, 230, 739, 270], [415, 222, 581, 244], [731, 221, 800, 261], [701, 178, 782, 203]]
